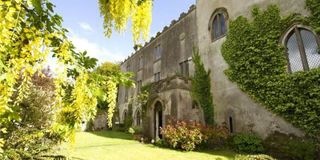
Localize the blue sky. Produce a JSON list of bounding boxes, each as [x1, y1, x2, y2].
[[51, 0, 195, 64]]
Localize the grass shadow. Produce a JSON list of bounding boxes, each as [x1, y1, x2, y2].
[[197, 149, 236, 159], [89, 130, 133, 141], [145, 143, 236, 159]]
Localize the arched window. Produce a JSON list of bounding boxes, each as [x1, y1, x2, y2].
[[192, 100, 199, 109], [210, 8, 228, 41], [136, 110, 141, 126], [123, 110, 128, 122], [229, 116, 234, 133], [285, 26, 320, 72]]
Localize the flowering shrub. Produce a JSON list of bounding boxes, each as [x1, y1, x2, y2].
[[128, 127, 135, 135], [161, 120, 203, 151]]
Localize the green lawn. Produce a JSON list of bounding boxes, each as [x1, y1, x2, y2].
[[60, 131, 238, 160]]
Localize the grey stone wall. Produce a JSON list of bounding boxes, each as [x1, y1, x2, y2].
[[117, 0, 309, 139], [118, 7, 198, 127], [196, 0, 307, 138]]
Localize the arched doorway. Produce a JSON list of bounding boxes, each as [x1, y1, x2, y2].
[[154, 101, 163, 139]]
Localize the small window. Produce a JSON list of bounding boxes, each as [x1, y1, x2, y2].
[[154, 44, 162, 60], [229, 116, 234, 133], [137, 80, 142, 93], [136, 110, 141, 126], [154, 72, 161, 82], [125, 88, 129, 102], [126, 63, 131, 72], [210, 9, 228, 41], [123, 110, 128, 121], [192, 100, 199, 109], [179, 60, 189, 77], [139, 56, 143, 69], [285, 26, 320, 72]]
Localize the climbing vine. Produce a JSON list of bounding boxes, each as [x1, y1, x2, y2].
[[221, 4, 320, 136], [191, 48, 214, 125], [306, 0, 320, 33], [137, 83, 152, 119]]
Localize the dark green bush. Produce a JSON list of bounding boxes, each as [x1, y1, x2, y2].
[[191, 48, 214, 125], [263, 132, 317, 160], [1, 70, 68, 159], [112, 123, 126, 132], [232, 133, 264, 154], [154, 139, 168, 148]]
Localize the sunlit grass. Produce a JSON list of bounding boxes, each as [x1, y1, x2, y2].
[[59, 131, 237, 160]]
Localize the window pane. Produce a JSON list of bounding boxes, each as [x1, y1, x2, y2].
[[179, 62, 184, 75], [300, 29, 320, 69], [287, 32, 304, 72], [185, 61, 189, 77], [154, 45, 162, 60], [220, 14, 226, 35], [139, 57, 143, 68], [213, 16, 219, 39], [136, 111, 141, 126]]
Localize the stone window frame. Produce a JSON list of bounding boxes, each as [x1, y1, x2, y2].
[[137, 80, 142, 93], [208, 8, 229, 42], [225, 109, 235, 134], [192, 100, 200, 109], [139, 55, 144, 70], [281, 24, 320, 73], [126, 62, 131, 72], [154, 44, 162, 61], [134, 108, 142, 127], [124, 87, 129, 103], [179, 59, 190, 77], [154, 72, 161, 82]]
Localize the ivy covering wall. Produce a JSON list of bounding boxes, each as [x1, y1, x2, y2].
[[192, 48, 215, 125], [221, 2, 320, 136]]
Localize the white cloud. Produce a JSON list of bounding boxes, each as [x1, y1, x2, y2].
[[69, 34, 126, 63], [79, 22, 94, 32]]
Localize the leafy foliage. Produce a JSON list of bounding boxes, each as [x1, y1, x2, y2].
[[0, 0, 76, 156], [306, 0, 320, 33], [232, 133, 264, 154], [263, 132, 317, 160], [235, 154, 275, 160], [92, 62, 134, 127], [137, 83, 151, 118], [191, 48, 214, 125], [0, 0, 140, 157], [1, 69, 68, 159], [221, 5, 320, 136], [98, 0, 152, 43]]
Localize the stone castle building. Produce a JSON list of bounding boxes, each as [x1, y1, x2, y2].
[[117, 0, 317, 139]]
